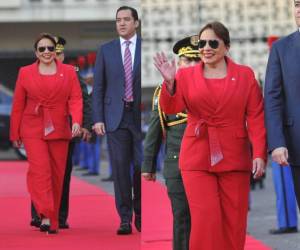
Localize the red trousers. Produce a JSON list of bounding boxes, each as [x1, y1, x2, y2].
[[181, 170, 250, 250], [23, 138, 69, 230]]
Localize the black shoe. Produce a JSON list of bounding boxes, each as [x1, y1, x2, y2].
[[101, 176, 113, 182], [59, 222, 70, 229], [30, 219, 41, 228], [82, 172, 99, 176], [269, 227, 298, 234], [134, 216, 141, 232], [40, 224, 50, 232], [47, 229, 58, 234], [117, 223, 132, 235]]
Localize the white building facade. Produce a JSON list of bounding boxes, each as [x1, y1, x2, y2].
[[0, 0, 140, 52], [141, 0, 295, 88]]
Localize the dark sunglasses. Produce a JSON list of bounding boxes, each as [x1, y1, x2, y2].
[[37, 46, 55, 53], [198, 40, 219, 49]]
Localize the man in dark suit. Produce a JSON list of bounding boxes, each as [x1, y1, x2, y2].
[[264, 36, 298, 235], [92, 6, 141, 235], [264, 0, 300, 224]]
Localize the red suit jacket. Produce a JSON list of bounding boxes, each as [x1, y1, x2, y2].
[[10, 60, 82, 141], [160, 57, 267, 172]]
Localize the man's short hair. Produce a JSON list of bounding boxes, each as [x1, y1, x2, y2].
[[116, 6, 139, 21]]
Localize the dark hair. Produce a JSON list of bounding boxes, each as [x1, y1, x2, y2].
[[198, 21, 230, 47], [116, 6, 139, 21], [183, 57, 201, 63], [34, 33, 56, 50]]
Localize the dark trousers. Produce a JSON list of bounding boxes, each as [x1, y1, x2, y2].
[[107, 108, 142, 223], [32, 142, 75, 224], [291, 166, 300, 213], [166, 178, 191, 250]]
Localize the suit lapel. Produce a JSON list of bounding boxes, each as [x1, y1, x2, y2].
[[113, 39, 125, 77], [133, 37, 141, 101], [133, 37, 141, 77], [51, 61, 66, 99], [215, 57, 238, 114]]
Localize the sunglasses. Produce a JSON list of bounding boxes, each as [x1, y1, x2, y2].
[[198, 40, 219, 49], [37, 46, 55, 53]]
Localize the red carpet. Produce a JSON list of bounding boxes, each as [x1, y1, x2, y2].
[[0, 161, 140, 250], [142, 179, 272, 250]]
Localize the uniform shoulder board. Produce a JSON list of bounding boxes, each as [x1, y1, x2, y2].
[[152, 85, 162, 111]]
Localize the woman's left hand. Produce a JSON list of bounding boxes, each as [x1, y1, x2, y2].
[[72, 123, 81, 137], [252, 158, 266, 179]]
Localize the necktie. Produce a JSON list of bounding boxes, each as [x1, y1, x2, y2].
[[124, 40, 133, 102]]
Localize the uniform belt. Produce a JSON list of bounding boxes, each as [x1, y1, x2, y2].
[[194, 119, 224, 166], [166, 118, 187, 127]]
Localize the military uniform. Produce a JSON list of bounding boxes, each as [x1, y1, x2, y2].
[[142, 85, 190, 250]]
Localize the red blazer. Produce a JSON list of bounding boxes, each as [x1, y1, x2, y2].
[[160, 57, 267, 172], [10, 60, 82, 141]]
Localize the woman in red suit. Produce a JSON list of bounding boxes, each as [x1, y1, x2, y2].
[[10, 33, 82, 234], [154, 22, 267, 250]]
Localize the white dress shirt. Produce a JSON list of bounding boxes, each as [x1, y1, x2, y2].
[[120, 34, 137, 69]]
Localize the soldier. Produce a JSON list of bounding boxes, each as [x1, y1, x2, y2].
[[142, 35, 200, 250]]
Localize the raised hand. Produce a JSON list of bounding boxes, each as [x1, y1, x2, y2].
[[153, 52, 176, 94]]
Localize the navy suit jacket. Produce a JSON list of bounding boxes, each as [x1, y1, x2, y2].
[[92, 36, 141, 133], [265, 31, 300, 165]]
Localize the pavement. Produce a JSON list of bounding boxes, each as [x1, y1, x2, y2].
[[247, 163, 300, 250], [75, 157, 300, 250], [1, 148, 299, 250]]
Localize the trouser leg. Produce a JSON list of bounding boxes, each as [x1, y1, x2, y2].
[[290, 166, 300, 213], [166, 178, 191, 250], [132, 138, 142, 217], [23, 138, 54, 219], [47, 140, 69, 230], [107, 129, 133, 223], [59, 141, 75, 224], [218, 171, 250, 250], [181, 170, 223, 250], [181, 170, 250, 250]]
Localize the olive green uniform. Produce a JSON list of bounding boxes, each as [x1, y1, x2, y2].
[[142, 86, 190, 250]]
